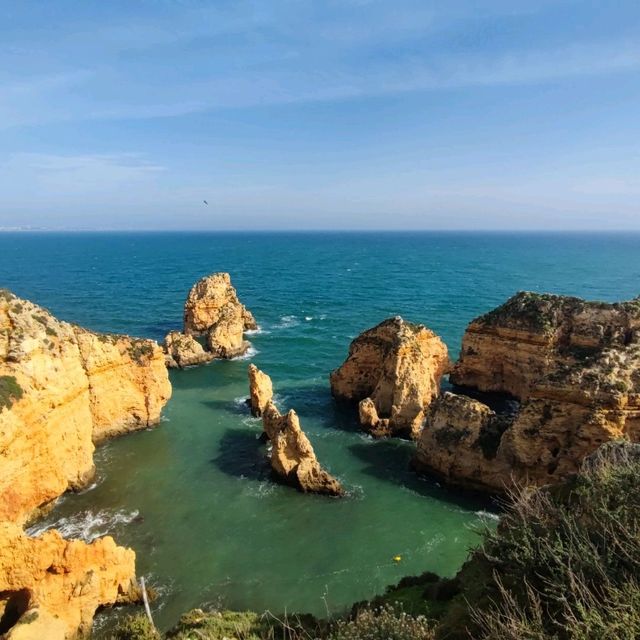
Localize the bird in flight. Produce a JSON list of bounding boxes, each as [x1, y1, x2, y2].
[[203, 200, 209, 205]]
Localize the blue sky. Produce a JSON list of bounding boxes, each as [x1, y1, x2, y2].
[[1, 0, 639, 230]]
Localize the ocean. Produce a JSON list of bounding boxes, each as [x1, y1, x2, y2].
[[2, 231, 639, 633]]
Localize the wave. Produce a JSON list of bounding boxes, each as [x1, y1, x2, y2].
[[245, 326, 269, 335], [231, 345, 259, 361], [273, 315, 300, 329], [26, 508, 140, 542], [475, 509, 500, 522]]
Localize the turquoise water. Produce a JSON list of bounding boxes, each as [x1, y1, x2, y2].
[[2, 232, 640, 633]]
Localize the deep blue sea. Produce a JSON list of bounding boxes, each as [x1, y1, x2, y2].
[[2, 231, 639, 633]]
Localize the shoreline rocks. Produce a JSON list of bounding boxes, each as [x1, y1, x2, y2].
[[248, 365, 343, 496], [0, 289, 170, 637], [330, 317, 450, 439], [164, 273, 257, 366], [414, 292, 640, 492]]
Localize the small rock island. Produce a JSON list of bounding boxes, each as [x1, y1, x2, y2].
[[330, 316, 450, 439], [164, 272, 257, 367], [249, 365, 343, 496]]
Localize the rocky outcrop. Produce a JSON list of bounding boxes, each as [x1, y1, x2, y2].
[[262, 402, 343, 496], [330, 317, 450, 439], [415, 292, 640, 491], [0, 290, 171, 524], [248, 365, 343, 496], [181, 273, 256, 359], [0, 523, 137, 638], [0, 289, 170, 638], [163, 330, 214, 369], [247, 363, 273, 417]]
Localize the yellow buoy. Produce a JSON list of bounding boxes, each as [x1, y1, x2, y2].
[[393, 555, 402, 563]]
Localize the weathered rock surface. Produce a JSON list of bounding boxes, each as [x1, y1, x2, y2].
[[0, 289, 171, 524], [182, 273, 256, 359], [163, 330, 214, 369], [248, 363, 273, 417], [247, 365, 343, 495], [0, 289, 170, 638], [330, 317, 450, 438], [262, 402, 343, 496], [0, 522, 137, 638], [415, 292, 640, 491]]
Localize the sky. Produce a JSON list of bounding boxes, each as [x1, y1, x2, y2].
[[1, 0, 639, 231]]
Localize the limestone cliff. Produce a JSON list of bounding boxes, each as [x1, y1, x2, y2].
[[163, 330, 214, 369], [247, 365, 343, 496], [247, 363, 273, 417], [0, 289, 170, 638], [0, 289, 171, 524], [182, 273, 256, 359], [330, 317, 450, 439], [415, 292, 640, 491], [0, 523, 137, 638]]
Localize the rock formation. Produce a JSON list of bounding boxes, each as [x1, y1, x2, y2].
[[182, 272, 256, 359], [414, 292, 640, 492], [163, 330, 214, 368], [0, 289, 170, 637], [247, 365, 343, 496], [248, 363, 273, 417], [262, 402, 344, 496], [330, 317, 450, 439], [0, 523, 137, 639], [0, 290, 171, 524]]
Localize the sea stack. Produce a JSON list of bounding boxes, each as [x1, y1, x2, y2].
[[248, 365, 344, 496], [414, 292, 640, 492], [0, 289, 171, 637], [164, 272, 257, 366], [330, 316, 450, 439]]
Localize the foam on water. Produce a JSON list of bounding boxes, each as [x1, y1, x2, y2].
[[231, 345, 259, 361], [26, 509, 140, 542]]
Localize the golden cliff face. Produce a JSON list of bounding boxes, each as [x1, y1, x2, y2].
[[0, 523, 137, 639], [0, 289, 171, 638], [247, 363, 273, 417], [415, 292, 640, 491], [0, 290, 171, 524], [330, 317, 450, 439]]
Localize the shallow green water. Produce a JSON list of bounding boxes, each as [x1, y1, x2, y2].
[[4, 231, 639, 633]]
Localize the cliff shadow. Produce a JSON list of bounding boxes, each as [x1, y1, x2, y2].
[[349, 440, 497, 514], [212, 428, 271, 481]]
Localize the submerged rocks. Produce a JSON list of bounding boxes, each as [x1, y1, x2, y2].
[[248, 365, 343, 496], [0, 522, 138, 638], [415, 292, 640, 491], [164, 273, 257, 366], [330, 316, 450, 439], [248, 363, 273, 417]]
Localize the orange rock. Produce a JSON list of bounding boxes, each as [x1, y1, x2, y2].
[[183, 273, 256, 359], [0, 522, 137, 638], [416, 292, 640, 491], [163, 330, 214, 368], [262, 402, 343, 496], [330, 317, 450, 439], [0, 290, 171, 524], [248, 364, 273, 417]]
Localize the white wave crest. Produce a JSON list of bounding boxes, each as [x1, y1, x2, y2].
[[475, 509, 500, 522], [26, 508, 140, 542], [231, 345, 259, 361], [273, 315, 299, 329], [245, 326, 269, 335]]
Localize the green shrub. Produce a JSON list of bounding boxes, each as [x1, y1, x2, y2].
[[0, 375, 23, 412], [468, 441, 640, 640], [329, 605, 434, 640], [111, 613, 159, 640]]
